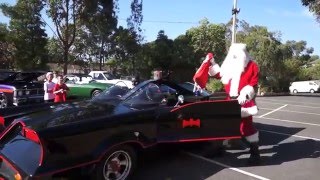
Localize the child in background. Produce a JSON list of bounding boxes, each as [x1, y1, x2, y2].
[[53, 75, 69, 103], [44, 72, 55, 103]]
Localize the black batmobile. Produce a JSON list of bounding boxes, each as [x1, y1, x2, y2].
[[0, 79, 241, 180]]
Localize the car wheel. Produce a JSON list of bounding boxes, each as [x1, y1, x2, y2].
[[93, 145, 137, 180], [310, 89, 315, 93], [293, 89, 298, 93], [0, 94, 8, 109], [92, 89, 102, 97]]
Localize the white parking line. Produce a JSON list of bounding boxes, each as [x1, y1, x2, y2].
[[257, 116, 320, 127], [259, 107, 320, 116], [258, 101, 320, 109], [257, 98, 320, 106], [259, 104, 288, 118], [260, 130, 320, 141], [184, 152, 270, 180]]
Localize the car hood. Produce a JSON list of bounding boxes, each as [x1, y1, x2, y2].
[[16, 98, 128, 131]]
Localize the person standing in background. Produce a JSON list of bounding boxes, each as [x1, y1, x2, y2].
[[52, 71, 59, 84], [53, 75, 69, 103], [44, 72, 55, 103]]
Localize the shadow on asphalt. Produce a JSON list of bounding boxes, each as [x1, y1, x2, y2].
[[189, 122, 320, 168], [132, 143, 225, 180]]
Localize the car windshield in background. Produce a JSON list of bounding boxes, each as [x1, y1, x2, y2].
[[0, 72, 15, 81], [103, 73, 115, 80], [4, 72, 44, 82]]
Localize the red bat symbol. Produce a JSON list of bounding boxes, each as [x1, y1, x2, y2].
[[182, 118, 201, 128]]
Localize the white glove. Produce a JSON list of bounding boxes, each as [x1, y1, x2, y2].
[[237, 93, 247, 105]]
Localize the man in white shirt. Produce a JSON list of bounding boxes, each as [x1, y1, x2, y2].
[[44, 72, 55, 102]]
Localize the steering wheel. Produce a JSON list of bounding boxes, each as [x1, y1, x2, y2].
[[145, 83, 162, 101]]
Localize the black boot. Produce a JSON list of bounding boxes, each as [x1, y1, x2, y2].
[[247, 142, 261, 165]]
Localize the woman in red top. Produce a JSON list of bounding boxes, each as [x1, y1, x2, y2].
[[53, 75, 69, 103]]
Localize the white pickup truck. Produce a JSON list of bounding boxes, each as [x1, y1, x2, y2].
[[88, 71, 134, 89]]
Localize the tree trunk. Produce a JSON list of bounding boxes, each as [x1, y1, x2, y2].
[[63, 48, 68, 75], [99, 40, 104, 70]]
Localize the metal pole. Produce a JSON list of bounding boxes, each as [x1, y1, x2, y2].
[[231, 0, 240, 44]]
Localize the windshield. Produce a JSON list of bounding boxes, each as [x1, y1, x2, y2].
[[104, 73, 115, 80], [0, 72, 15, 81], [92, 84, 131, 102], [3, 72, 45, 82]]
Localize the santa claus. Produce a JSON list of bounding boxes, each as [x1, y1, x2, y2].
[[194, 43, 261, 164]]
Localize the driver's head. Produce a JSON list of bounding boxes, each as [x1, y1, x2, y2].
[[153, 70, 162, 80]]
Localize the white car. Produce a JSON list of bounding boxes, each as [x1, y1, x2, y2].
[[289, 80, 320, 93], [64, 74, 93, 84], [88, 71, 134, 89]]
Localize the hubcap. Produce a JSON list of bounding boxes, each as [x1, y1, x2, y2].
[[93, 91, 101, 97], [103, 150, 132, 180]]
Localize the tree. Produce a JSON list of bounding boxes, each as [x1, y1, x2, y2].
[[46, 37, 63, 63], [0, 23, 15, 69], [80, 0, 118, 71], [46, 0, 81, 74], [186, 18, 227, 64], [0, 0, 48, 70], [126, 0, 143, 75], [148, 30, 175, 70], [112, 26, 140, 75], [302, 0, 320, 23]]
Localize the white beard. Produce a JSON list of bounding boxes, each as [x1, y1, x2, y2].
[[220, 49, 250, 97]]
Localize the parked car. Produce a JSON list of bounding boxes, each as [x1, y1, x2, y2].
[[0, 70, 16, 81], [289, 80, 320, 93], [0, 71, 46, 108], [0, 79, 240, 180], [89, 71, 134, 89], [64, 73, 93, 84], [65, 76, 113, 99]]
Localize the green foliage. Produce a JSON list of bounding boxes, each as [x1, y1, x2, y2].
[[46, 0, 81, 74], [302, 0, 320, 23], [0, 0, 48, 71], [186, 18, 227, 64], [0, 23, 14, 69], [234, 21, 316, 92], [206, 79, 224, 92]]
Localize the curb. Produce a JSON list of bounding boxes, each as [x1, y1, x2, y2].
[[257, 93, 320, 97]]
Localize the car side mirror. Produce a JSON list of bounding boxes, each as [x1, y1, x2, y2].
[[178, 95, 184, 104], [174, 95, 184, 107]]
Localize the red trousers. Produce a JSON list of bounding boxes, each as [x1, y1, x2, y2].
[[240, 116, 257, 137]]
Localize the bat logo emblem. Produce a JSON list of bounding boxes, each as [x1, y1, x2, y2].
[[182, 118, 201, 128]]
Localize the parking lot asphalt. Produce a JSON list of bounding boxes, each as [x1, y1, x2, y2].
[[132, 96, 320, 180]]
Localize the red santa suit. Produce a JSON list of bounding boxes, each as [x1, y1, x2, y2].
[[198, 43, 259, 144], [194, 43, 261, 164]]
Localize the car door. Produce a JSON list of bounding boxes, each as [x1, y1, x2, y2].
[[157, 98, 242, 143]]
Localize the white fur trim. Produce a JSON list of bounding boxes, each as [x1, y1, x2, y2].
[[208, 64, 220, 76], [245, 131, 259, 143], [240, 85, 255, 100], [241, 106, 258, 117]]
